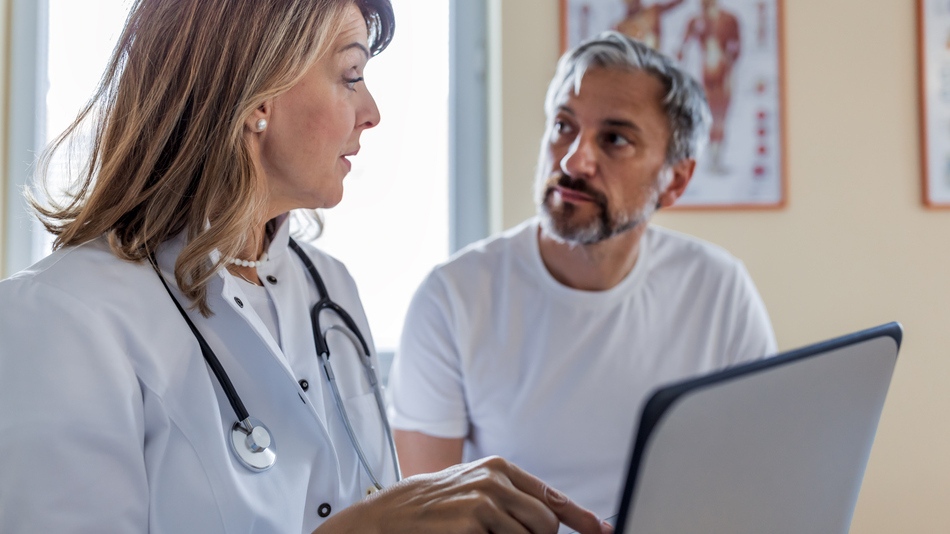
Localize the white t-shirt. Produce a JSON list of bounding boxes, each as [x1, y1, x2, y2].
[[388, 218, 777, 522]]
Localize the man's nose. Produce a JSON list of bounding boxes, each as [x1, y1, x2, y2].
[[560, 134, 597, 179]]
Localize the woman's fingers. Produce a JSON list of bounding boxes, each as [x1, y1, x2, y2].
[[464, 457, 560, 533], [491, 457, 611, 534], [316, 456, 610, 534]]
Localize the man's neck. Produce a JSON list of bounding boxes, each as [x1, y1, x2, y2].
[[536, 224, 647, 291]]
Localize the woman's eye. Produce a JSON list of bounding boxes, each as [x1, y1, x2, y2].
[[344, 76, 364, 90]]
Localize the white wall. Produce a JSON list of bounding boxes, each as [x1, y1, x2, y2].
[[489, 0, 950, 532]]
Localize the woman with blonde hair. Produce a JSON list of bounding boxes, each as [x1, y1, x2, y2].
[[0, 0, 611, 532]]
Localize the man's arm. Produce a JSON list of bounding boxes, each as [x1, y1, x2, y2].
[[394, 430, 464, 476], [388, 270, 472, 475], [725, 262, 778, 364]]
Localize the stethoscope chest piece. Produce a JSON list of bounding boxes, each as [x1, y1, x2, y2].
[[230, 417, 277, 471]]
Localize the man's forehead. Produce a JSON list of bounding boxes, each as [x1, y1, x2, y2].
[[553, 67, 665, 113]]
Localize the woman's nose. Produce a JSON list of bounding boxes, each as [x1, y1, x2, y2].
[[359, 83, 381, 130]]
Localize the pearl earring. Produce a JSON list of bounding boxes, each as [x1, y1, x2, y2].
[[256, 118, 267, 132]]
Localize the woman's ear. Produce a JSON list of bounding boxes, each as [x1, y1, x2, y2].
[[244, 102, 270, 178], [245, 102, 271, 133], [656, 158, 696, 209]]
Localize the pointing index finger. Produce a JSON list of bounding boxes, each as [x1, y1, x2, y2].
[[499, 458, 611, 534]]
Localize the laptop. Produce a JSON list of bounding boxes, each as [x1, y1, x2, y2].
[[601, 322, 902, 534]]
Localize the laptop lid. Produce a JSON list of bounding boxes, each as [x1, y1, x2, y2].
[[612, 322, 902, 534]]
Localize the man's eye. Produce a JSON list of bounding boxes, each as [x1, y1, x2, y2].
[[553, 120, 573, 134], [603, 132, 630, 147]]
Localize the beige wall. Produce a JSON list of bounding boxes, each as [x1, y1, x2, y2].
[[490, 0, 950, 532]]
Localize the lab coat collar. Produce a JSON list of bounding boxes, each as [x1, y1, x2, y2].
[[154, 213, 292, 281], [264, 213, 292, 262]]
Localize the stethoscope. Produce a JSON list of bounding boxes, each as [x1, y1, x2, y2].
[[151, 238, 401, 490]]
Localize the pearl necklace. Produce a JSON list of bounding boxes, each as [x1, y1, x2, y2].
[[227, 253, 268, 269]]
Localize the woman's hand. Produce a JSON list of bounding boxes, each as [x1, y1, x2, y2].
[[316, 456, 612, 534]]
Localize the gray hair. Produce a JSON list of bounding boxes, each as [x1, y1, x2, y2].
[[544, 31, 711, 164]]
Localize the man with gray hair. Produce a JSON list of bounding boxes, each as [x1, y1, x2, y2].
[[388, 31, 776, 525]]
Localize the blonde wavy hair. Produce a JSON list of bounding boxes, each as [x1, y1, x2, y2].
[[32, 0, 394, 315]]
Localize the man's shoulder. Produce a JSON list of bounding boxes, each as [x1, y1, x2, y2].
[[645, 226, 773, 352], [646, 225, 745, 273], [435, 219, 536, 273], [408, 220, 539, 303]]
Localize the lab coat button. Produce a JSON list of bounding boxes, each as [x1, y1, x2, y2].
[[317, 503, 331, 517], [234, 297, 244, 308], [299, 379, 309, 391], [365, 486, 379, 496], [266, 275, 278, 285]]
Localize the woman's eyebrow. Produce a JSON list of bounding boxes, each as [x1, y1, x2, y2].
[[339, 42, 370, 60]]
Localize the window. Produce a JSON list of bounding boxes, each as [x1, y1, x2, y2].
[[39, 0, 131, 256]]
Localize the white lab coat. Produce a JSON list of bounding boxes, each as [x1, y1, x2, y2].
[[0, 219, 396, 533]]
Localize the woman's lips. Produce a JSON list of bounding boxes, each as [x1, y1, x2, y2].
[[340, 148, 359, 172]]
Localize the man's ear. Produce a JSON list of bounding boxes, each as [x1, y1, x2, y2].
[[656, 158, 696, 209]]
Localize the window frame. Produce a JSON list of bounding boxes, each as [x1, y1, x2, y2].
[[3, 0, 49, 278], [449, 0, 489, 253]]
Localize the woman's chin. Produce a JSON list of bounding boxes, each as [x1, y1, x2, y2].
[[319, 186, 345, 210]]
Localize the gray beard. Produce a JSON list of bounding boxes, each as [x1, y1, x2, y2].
[[537, 188, 659, 246]]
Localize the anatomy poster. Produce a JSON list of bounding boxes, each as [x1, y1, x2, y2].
[[562, 0, 786, 208], [919, 0, 950, 207]]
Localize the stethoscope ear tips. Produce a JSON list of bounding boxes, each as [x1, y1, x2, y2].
[[230, 417, 277, 471]]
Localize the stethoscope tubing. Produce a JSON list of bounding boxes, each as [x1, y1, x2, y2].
[[319, 329, 384, 489], [290, 239, 402, 488], [151, 256, 252, 429]]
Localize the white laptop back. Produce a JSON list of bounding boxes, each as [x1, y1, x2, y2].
[[613, 322, 901, 534]]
